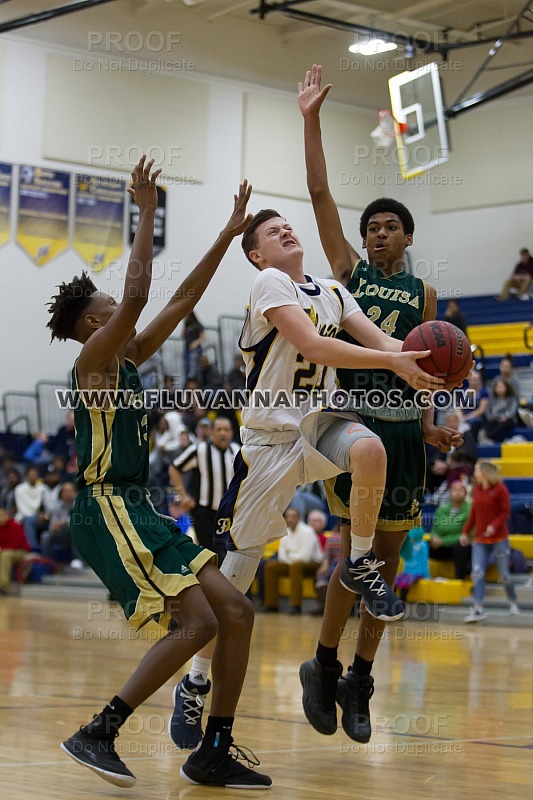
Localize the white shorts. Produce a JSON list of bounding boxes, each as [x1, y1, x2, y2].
[[215, 410, 375, 552]]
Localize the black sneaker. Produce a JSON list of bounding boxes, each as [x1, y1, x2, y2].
[[299, 658, 342, 735], [60, 721, 136, 788], [339, 553, 405, 621], [336, 669, 374, 743], [180, 742, 272, 789], [169, 674, 211, 749]]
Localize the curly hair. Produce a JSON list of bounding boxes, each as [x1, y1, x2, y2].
[[360, 198, 414, 238], [46, 271, 97, 342]]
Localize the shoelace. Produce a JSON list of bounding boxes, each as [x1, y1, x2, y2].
[[180, 685, 206, 726], [347, 558, 387, 596], [229, 744, 261, 769]]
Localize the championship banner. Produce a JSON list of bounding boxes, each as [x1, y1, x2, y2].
[[73, 175, 125, 272], [16, 166, 69, 265], [0, 163, 12, 249], [129, 185, 166, 256]]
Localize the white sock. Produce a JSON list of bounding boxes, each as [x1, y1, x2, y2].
[[350, 533, 372, 563], [189, 655, 211, 686]]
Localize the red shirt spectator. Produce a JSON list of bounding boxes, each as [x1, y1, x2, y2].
[[0, 512, 30, 551], [462, 478, 510, 544]]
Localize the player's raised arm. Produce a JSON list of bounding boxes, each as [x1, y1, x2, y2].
[[128, 181, 252, 367], [78, 156, 161, 373], [266, 303, 443, 390], [298, 65, 359, 284]]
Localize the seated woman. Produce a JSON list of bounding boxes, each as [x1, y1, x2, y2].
[[429, 481, 471, 579], [480, 378, 519, 444]]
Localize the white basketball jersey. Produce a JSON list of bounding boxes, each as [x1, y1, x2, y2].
[[239, 267, 360, 434]]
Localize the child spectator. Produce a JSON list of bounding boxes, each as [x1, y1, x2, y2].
[[479, 378, 519, 444], [429, 481, 471, 578], [394, 527, 430, 602], [460, 461, 519, 622]]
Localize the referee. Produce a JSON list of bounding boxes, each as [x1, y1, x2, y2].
[[169, 417, 239, 562]]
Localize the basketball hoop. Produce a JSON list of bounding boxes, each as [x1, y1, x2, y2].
[[370, 110, 408, 148]]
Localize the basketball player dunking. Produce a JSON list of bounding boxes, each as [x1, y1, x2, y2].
[[297, 65, 464, 743]]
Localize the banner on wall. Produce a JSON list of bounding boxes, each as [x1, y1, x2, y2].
[[73, 175, 125, 272], [0, 163, 12, 249], [129, 185, 166, 257], [16, 166, 69, 265]]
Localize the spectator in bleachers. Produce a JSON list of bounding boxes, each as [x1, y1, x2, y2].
[[463, 371, 489, 441], [226, 353, 246, 392], [306, 509, 330, 551], [262, 508, 323, 615], [148, 409, 187, 480], [42, 467, 63, 512], [497, 247, 533, 301], [429, 481, 471, 578], [311, 524, 342, 616], [198, 353, 223, 391], [14, 466, 47, 551], [182, 312, 205, 382], [181, 376, 208, 433], [394, 527, 430, 602], [479, 378, 519, 444], [195, 417, 212, 442], [50, 412, 76, 461], [23, 432, 52, 466], [138, 349, 164, 389], [0, 507, 30, 594], [40, 481, 79, 566], [0, 467, 21, 515], [290, 482, 327, 520], [427, 412, 477, 495], [460, 460, 519, 622], [493, 355, 521, 398], [443, 298, 468, 335], [253, 539, 280, 607]]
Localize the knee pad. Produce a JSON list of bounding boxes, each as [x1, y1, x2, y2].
[[220, 546, 263, 594]]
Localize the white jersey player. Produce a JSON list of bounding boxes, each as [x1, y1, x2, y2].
[[168, 207, 442, 750]]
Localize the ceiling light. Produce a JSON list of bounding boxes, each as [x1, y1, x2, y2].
[[349, 38, 397, 56]]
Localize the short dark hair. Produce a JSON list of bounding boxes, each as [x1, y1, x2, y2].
[[360, 198, 415, 238], [241, 209, 282, 266], [47, 271, 97, 342]]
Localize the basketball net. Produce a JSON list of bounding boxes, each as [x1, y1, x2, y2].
[[370, 110, 408, 148]]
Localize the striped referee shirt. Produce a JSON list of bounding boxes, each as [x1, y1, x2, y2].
[[172, 440, 240, 511]]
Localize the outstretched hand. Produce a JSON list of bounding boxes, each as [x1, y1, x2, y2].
[[221, 179, 253, 238], [298, 64, 332, 118], [127, 155, 162, 210]]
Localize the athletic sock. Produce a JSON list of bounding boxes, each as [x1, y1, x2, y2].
[[352, 655, 373, 677], [316, 642, 339, 668], [189, 656, 211, 686], [197, 716, 234, 757], [350, 533, 372, 563], [89, 695, 133, 736]]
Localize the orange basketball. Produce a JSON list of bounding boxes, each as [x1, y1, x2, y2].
[[402, 320, 472, 390]]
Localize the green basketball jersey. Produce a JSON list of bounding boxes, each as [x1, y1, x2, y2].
[[338, 259, 426, 417], [72, 358, 148, 488]]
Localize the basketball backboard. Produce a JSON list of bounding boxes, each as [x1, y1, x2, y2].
[[389, 63, 449, 180]]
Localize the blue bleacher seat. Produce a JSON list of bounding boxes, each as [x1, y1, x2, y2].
[[437, 294, 533, 326]]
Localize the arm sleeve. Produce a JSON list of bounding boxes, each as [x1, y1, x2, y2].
[[252, 268, 302, 317]]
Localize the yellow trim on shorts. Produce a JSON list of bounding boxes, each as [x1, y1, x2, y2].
[[95, 495, 209, 630]]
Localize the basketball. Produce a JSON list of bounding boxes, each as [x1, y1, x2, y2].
[[402, 320, 473, 390]]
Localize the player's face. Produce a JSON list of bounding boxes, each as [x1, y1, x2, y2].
[[86, 293, 137, 338], [363, 213, 412, 269], [250, 218, 303, 268]]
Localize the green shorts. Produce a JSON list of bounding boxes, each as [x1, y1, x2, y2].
[[325, 417, 425, 532], [71, 484, 215, 630]]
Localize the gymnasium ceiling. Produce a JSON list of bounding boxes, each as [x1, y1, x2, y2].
[[2, 1, 533, 111]]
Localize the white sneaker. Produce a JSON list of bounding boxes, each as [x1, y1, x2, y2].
[[509, 603, 520, 616], [519, 293, 531, 301], [464, 607, 487, 623], [69, 559, 84, 570]]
